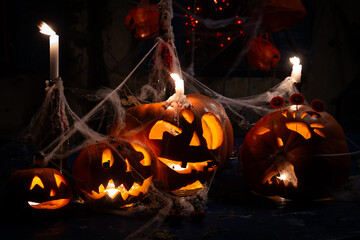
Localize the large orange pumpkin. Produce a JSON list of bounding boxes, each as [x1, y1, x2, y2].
[[72, 137, 156, 209], [239, 105, 350, 200], [5, 168, 72, 213], [111, 94, 233, 196]]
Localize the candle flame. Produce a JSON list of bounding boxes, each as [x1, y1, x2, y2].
[[170, 73, 181, 82], [290, 56, 300, 65], [38, 21, 56, 36], [277, 173, 287, 181]]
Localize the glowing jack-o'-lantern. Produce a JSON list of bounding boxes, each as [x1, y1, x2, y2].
[[239, 104, 350, 200], [111, 94, 233, 196], [72, 138, 156, 209], [5, 168, 72, 212], [125, 0, 159, 40]]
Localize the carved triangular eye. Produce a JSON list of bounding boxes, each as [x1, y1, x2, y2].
[[129, 142, 152, 166], [54, 173, 67, 188], [201, 113, 224, 150], [102, 148, 114, 169], [149, 120, 182, 140], [190, 132, 201, 146], [30, 175, 44, 190]]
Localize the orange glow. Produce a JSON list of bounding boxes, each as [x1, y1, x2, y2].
[[314, 129, 326, 138], [54, 173, 67, 188], [281, 110, 288, 118], [181, 109, 194, 124], [173, 180, 203, 192], [125, 159, 132, 172], [50, 189, 56, 197], [310, 123, 325, 128], [190, 132, 201, 146], [277, 137, 284, 147], [102, 148, 114, 168], [286, 122, 311, 139], [201, 113, 224, 150], [129, 142, 152, 166], [82, 177, 152, 201], [301, 112, 308, 119], [30, 175, 44, 190], [28, 198, 71, 210], [158, 157, 214, 174], [254, 126, 270, 135], [292, 111, 296, 119], [149, 120, 182, 140]]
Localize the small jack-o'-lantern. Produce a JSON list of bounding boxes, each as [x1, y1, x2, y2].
[[111, 94, 233, 196], [247, 35, 280, 71], [125, 0, 159, 40], [72, 137, 156, 209], [5, 168, 72, 213], [239, 103, 350, 199]]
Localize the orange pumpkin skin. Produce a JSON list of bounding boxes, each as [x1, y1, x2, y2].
[[72, 138, 156, 209], [125, 2, 159, 40], [247, 36, 280, 71], [239, 105, 350, 200], [5, 168, 72, 213], [110, 94, 233, 195]]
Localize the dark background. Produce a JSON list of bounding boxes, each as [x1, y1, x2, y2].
[[1, 0, 360, 137]]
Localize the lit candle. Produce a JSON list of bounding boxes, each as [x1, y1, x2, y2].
[[39, 22, 59, 80], [290, 56, 302, 83], [163, 73, 191, 109], [170, 73, 184, 96]]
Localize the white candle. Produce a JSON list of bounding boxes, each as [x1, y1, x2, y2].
[[170, 73, 184, 96], [39, 22, 59, 80], [290, 56, 302, 83]]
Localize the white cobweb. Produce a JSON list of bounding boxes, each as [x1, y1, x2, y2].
[[17, 34, 300, 238], [12, 0, 349, 239]]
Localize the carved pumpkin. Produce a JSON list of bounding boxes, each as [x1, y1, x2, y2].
[[5, 168, 72, 212], [125, 0, 159, 40], [111, 94, 233, 196], [72, 137, 156, 209], [239, 104, 350, 199], [247, 36, 280, 71]]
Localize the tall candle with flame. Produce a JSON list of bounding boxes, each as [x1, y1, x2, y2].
[[290, 57, 302, 83], [170, 73, 184, 96], [39, 22, 59, 80]]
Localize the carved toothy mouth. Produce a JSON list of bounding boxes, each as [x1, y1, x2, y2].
[[28, 198, 71, 210], [158, 157, 216, 174], [81, 177, 152, 201]]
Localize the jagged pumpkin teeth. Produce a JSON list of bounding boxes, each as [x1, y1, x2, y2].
[[73, 138, 156, 209]]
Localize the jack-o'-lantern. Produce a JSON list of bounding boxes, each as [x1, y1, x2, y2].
[[111, 94, 233, 196], [5, 168, 72, 212], [72, 137, 156, 209], [239, 103, 350, 200], [125, 0, 159, 40], [247, 35, 280, 71]]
